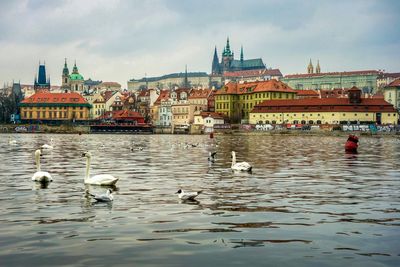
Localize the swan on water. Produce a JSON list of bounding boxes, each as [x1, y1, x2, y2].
[[176, 189, 202, 201], [32, 149, 53, 182], [41, 138, 54, 149], [231, 151, 252, 172], [86, 189, 113, 202], [82, 151, 119, 186], [9, 136, 17, 145]]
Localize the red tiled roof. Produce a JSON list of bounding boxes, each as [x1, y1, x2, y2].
[[97, 110, 144, 120], [252, 97, 396, 113], [380, 72, 400, 79], [21, 92, 88, 104], [295, 89, 319, 96], [154, 90, 170, 105], [189, 89, 212, 99], [138, 89, 150, 97], [285, 70, 381, 79], [216, 80, 296, 95], [103, 91, 115, 102], [372, 93, 384, 99], [387, 78, 400, 87], [198, 111, 226, 119], [223, 69, 282, 78]]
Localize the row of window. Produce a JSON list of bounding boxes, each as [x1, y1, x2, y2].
[[253, 113, 398, 118], [24, 106, 84, 110], [23, 111, 85, 119]]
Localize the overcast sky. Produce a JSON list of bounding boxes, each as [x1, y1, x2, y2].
[[1, 0, 399, 88]]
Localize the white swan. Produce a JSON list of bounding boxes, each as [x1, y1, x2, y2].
[[82, 151, 119, 185], [86, 189, 113, 202], [9, 136, 17, 145], [41, 138, 54, 149], [176, 189, 202, 201], [32, 149, 53, 182], [231, 151, 252, 172]]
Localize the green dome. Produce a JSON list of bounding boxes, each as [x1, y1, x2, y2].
[[70, 73, 84, 80]]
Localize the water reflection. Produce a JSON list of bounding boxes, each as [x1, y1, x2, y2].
[[0, 133, 399, 266]]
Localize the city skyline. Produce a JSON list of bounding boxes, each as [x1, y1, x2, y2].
[[0, 0, 399, 88]]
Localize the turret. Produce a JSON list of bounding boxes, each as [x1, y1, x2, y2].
[[307, 59, 314, 74], [316, 60, 321, 74], [61, 58, 71, 90]]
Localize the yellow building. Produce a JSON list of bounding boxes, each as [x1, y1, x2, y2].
[[92, 96, 106, 119], [250, 87, 398, 125], [19, 92, 91, 123], [215, 79, 297, 123]]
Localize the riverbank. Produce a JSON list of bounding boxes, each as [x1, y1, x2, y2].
[[1, 123, 399, 137]]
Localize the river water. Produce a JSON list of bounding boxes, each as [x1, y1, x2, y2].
[[1, 133, 399, 266]]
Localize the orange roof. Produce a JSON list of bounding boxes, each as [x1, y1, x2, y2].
[[189, 89, 212, 99], [138, 89, 150, 97], [216, 80, 296, 95], [154, 90, 170, 105], [21, 92, 89, 105], [252, 97, 396, 113], [103, 91, 116, 101], [97, 110, 144, 120], [198, 111, 226, 119], [296, 89, 319, 96], [285, 70, 381, 79], [387, 79, 400, 87]]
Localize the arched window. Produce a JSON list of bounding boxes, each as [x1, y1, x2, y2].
[[316, 120, 322, 124], [309, 120, 314, 124], [301, 120, 306, 124], [272, 120, 276, 124], [265, 120, 270, 124]]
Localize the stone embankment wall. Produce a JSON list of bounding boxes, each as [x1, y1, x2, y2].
[[0, 124, 90, 134]]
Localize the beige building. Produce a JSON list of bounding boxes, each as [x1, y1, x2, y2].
[[383, 79, 400, 110], [99, 82, 122, 92], [128, 72, 210, 92], [250, 87, 398, 125]]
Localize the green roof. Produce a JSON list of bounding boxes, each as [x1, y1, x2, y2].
[[230, 59, 265, 69], [70, 73, 84, 81]]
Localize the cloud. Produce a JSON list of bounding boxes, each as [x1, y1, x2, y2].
[[0, 0, 399, 88]]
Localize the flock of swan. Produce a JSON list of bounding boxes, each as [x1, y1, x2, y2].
[[11, 136, 253, 203]]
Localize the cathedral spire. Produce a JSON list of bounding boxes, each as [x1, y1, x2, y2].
[[226, 37, 230, 51], [316, 60, 321, 74], [212, 46, 220, 74], [307, 59, 314, 74], [184, 65, 189, 88], [240, 45, 244, 62]]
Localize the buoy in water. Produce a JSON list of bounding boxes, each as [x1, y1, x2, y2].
[[345, 135, 358, 153]]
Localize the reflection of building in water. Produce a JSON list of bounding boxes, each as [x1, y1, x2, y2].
[[250, 87, 398, 125]]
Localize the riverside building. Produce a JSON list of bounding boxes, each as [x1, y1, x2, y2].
[[250, 87, 398, 125]]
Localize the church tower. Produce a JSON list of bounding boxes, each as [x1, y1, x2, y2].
[[221, 37, 234, 72], [61, 58, 70, 91], [34, 61, 50, 92], [211, 46, 221, 75], [307, 59, 314, 74], [69, 61, 84, 92], [315, 60, 321, 74]]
